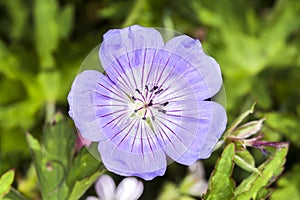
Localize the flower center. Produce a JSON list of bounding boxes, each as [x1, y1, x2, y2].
[[130, 85, 168, 122]]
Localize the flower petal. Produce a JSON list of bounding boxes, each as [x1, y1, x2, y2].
[[99, 25, 164, 92], [176, 101, 227, 164], [68, 70, 129, 141], [164, 35, 223, 99], [154, 98, 207, 164], [95, 175, 116, 200], [98, 137, 166, 180], [198, 101, 227, 158], [115, 177, 144, 200]]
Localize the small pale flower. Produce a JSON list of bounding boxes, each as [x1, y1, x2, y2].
[[68, 25, 227, 180], [86, 174, 143, 200]]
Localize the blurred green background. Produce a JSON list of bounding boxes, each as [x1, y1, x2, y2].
[[0, 0, 299, 199]]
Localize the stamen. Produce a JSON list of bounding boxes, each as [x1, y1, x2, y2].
[[150, 86, 158, 92], [132, 96, 136, 101], [152, 116, 155, 121], [135, 89, 141, 94], [142, 117, 146, 120], [161, 101, 169, 106], [155, 88, 163, 95], [145, 85, 149, 91], [158, 109, 166, 114], [148, 100, 153, 107]]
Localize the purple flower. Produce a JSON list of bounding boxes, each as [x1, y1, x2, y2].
[[86, 174, 143, 200], [68, 25, 227, 180]]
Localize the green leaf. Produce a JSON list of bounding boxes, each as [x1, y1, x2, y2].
[[67, 145, 104, 200], [204, 143, 235, 200], [0, 170, 15, 199], [68, 170, 104, 200], [57, 4, 74, 39], [67, 147, 102, 186], [37, 71, 61, 102], [34, 0, 59, 69], [17, 164, 38, 199], [271, 163, 300, 200], [233, 145, 288, 200], [27, 113, 76, 200], [256, 187, 273, 200], [34, 0, 74, 69], [1, 0, 29, 41], [4, 188, 28, 200]]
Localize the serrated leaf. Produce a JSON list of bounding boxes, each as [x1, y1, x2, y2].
[[204, 143, 235, 200], [233, 146, 288, 200], [0, 170, 15, 198]]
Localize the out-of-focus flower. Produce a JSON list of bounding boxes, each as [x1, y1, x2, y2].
[[86, 174, 143, 200], [180, 162, 208, 197], [68, 25, 227, 180]]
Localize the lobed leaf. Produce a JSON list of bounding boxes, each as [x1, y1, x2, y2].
[[26, 113, 75, 200]]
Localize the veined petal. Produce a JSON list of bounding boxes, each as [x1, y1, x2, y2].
[[176, 101, 227, 164], [198, 101, 227, 158], [164, 35, 223, 99], [143, 49, 214, 101], [99, 25, 164, 91], [154, 98, 206, 164], [95, 175, 116, 200], [98, 138, 166, 180], [68, 70, 129, 141]]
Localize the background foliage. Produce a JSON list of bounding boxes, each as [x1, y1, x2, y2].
[[0, 0, 299, 199]]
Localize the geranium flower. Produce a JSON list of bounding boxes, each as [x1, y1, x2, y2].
[[68, 25, 227, 180], [86, 174, 143, 200]]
